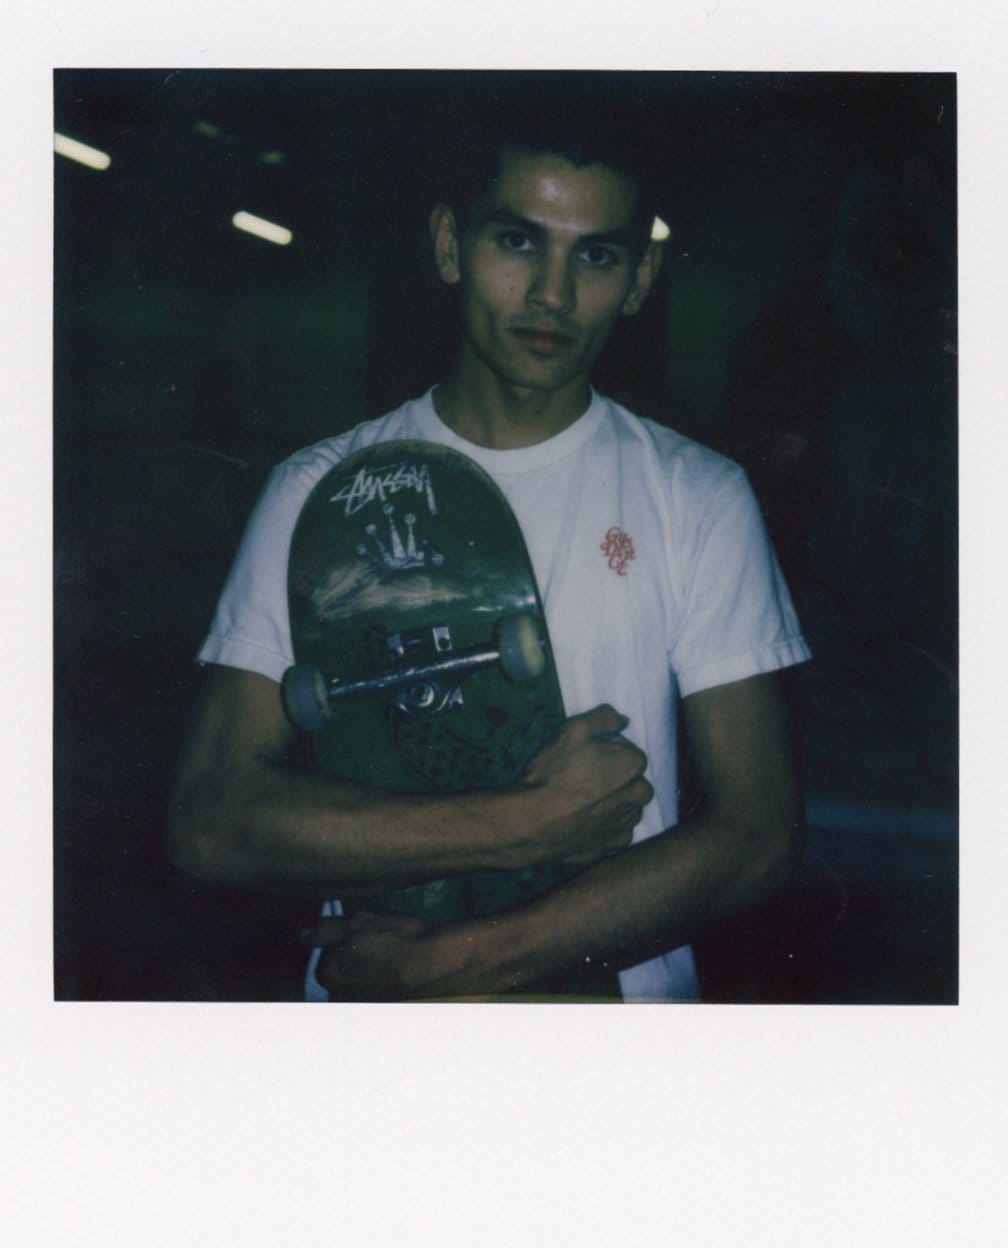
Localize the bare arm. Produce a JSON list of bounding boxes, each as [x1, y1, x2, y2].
[[166, 665, 652, 895], [316, 671, 801, 997]]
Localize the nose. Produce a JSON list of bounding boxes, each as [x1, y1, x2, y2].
[[527, 251, 575, 314]]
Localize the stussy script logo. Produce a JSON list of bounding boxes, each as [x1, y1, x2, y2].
[[332, 462, 438, 517]]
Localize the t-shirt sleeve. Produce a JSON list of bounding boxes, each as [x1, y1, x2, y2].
[[196, 460, 312, 684], [668, 464, 811, 699]]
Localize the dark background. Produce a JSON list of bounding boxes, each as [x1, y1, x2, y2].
[[53, 70, 957, 1002]]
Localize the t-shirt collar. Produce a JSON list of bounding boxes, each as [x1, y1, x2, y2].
[[412, 387, 607, 475]]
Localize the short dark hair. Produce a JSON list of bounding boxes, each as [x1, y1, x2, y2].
[[433, 95, 660, 257]]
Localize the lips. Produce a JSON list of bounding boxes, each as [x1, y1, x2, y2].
[[509, 327, 576, 356]]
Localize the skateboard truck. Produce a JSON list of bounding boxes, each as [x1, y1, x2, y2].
[[385, 626, 464, 717], [282, 613, 547, 732]]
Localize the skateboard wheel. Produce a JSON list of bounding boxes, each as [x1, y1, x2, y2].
[[281, 664, 332, 731], [497, 614, 546, 683]]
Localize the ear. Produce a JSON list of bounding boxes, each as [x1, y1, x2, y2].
[[621, 240, 664, 316], [430, 204, 461, 285]]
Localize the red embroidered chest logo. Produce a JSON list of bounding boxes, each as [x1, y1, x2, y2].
[[600, 527, 636, 576]]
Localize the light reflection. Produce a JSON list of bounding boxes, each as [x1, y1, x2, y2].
[[54, 133, 111, 171], [231, 211, 293, 246]]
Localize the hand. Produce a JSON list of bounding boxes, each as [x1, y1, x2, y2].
[[519, 704, 653, 867], [311, 910, 436, 1001], [311, 908, 561, 1001]]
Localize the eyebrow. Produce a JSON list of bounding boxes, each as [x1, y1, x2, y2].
[[477, 207, 638, 249]]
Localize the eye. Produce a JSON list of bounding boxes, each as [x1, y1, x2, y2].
[[579, 244, 620, 269], [498, 230, 535, 253]]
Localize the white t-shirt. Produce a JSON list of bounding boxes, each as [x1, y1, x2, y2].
[[198, 388, 811, 1001]]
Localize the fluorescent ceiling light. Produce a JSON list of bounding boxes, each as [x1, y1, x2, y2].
[[650, 216, 671, 242], [231, 211, 293, 246], [54, 133, 111, 171]]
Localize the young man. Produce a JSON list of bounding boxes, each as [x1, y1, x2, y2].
[[169, 107, 811, 1001]]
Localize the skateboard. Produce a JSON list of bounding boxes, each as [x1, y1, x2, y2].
[[282, 439, 574, 924]]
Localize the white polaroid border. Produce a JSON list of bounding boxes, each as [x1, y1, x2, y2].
[[6, 4, 1002, 1245]]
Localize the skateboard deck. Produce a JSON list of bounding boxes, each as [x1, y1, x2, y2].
[[282, 439, 573, 924]]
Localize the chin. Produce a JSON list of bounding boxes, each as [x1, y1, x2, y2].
[[503, 349, 587, 390], [507, 366, 582, 394]]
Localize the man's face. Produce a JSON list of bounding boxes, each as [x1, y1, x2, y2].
[[433, 147, 660, 397]]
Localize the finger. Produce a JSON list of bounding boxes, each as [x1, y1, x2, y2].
[[604, 771, 653, 809], [593, 724, 645, 758], [630, 776, 654, 806], [315, 949, 357, 994], [610, 734, 648, 762], [598, 793, 651, 841], [300, 916, 348, 948], [582, 704, 631, 736]]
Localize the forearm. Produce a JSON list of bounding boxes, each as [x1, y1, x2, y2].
[[169, 759, 546, 893], [169, 669, 648, 899], [406, 804, 799, 997]]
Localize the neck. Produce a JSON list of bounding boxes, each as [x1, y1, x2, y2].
[[433, 352, 592, 450]]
